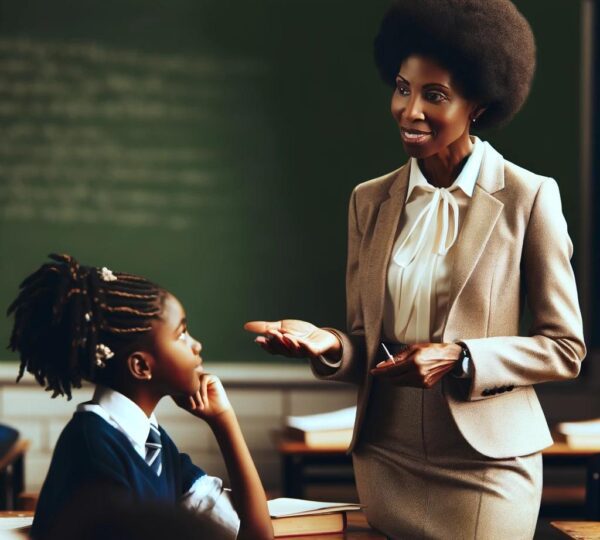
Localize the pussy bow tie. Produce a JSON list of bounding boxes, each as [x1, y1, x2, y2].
[[393, 185, 460, 268]]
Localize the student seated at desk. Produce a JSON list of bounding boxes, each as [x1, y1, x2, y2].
[[7, 254, 273, 540]]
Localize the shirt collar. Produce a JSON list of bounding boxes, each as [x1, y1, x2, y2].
[[91, 385, 158, 448], [407, 136, 483, 199]]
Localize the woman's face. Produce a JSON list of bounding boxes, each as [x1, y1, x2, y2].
[[391, 55, 479, 159]]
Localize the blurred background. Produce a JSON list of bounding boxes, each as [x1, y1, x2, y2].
[[0, 0, 597, 534]]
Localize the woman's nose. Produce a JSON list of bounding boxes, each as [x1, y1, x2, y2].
[[403, 95, 425, 122]]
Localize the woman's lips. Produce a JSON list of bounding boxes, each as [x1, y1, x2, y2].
[[400, 127, 432, 144]]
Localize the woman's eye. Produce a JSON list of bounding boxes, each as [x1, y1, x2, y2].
[[425, 91, 447, 103], [395, 81, 410, 96]]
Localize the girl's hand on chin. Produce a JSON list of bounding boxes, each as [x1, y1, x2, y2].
[[172, 373, 233, 420]]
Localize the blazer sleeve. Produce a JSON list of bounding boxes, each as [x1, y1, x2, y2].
[[309, 187, 366, 384], [462, 177, 586, 401]]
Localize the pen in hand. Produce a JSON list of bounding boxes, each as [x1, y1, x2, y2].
[[381, 343, 393, 360], [375, 342, 398, 368]]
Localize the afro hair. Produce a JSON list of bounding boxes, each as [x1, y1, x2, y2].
[[374, 0, 536, 130]]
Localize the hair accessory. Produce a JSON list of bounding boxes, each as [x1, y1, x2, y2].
[[95, 343, 114, 368], [99, 267, 117, 282], [84, 312, 92, 322]]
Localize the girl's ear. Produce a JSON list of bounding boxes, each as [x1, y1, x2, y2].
[[127, 351, 155, 381]]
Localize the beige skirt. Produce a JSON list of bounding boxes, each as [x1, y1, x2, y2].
[[352, 378, 542, 540]]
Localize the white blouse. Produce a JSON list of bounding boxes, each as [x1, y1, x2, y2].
[[383, 137, 483, 344], [319, 137, 484, 370]]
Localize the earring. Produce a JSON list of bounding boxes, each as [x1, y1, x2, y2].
[[147, 374, 152, 380]]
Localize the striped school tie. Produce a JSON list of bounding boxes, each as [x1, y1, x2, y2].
[[145, 424, 162, 476]]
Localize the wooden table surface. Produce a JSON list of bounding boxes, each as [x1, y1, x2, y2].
[[0, 510, 385, 538], [551, 521, 600, 539], [278, 439, 600, 456]]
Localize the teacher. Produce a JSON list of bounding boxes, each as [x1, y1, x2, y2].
[[246, 0, 586, 537]]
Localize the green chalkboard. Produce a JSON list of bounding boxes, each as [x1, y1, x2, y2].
[[0, 0, 581, 362]]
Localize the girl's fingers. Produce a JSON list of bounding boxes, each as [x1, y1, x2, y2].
[[201, 375, 210, 408], [194, 390, 203, 409]]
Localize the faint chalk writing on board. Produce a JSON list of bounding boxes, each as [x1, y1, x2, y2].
[[0, 38, 269, 230]]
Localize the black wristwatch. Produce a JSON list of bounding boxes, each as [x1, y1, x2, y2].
[[452, 343, 471, 377]]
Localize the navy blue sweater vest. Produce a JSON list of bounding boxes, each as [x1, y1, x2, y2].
[[32, 412, 205, 538]]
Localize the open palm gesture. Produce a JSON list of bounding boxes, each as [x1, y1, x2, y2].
[[244, 319, 341, 360]]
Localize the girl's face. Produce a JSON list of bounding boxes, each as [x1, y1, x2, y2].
[[391, 55, 478, 159], [149, 293, 203, 396]]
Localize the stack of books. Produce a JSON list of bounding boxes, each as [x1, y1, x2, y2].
[[268, 497, 363, 537], [555, 418, 600, 448], [284, 406, 356, 448]]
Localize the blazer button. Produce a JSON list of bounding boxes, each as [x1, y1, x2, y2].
[[507, 385, 514, 391], [482, 389, 491, 396]]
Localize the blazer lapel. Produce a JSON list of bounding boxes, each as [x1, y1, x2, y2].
[[364, 165, 409, 357], [447, 142, 505, 315]]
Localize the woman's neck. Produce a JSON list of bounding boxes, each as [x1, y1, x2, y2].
[[418, 134, 473, 188]]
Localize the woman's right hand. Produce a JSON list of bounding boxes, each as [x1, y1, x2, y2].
[[244, 320, 341, 360]]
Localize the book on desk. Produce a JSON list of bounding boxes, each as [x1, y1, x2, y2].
[[555, 418, 600, 448], [285, 407, 355, 448], [268, 498, 363, 537]]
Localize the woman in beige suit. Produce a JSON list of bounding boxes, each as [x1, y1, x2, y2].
[[246, 0, 586, 538]]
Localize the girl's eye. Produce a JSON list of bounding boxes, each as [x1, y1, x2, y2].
[[178, 330, 188, 341]]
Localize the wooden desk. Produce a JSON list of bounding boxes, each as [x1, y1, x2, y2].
[[551, 521, 600, 539], [278, 439, 600, 502], [278, 440, 353, 498], [0, 440, 30, 510], [0, 510, 385, 539]]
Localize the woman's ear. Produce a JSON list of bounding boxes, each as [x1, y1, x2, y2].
[[471, 105, 487, 123], [127, 351, 155, 381]]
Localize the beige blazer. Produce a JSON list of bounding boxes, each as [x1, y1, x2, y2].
[[311, 141, 586, 459]]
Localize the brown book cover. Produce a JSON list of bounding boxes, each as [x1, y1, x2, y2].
[[272, 511, 347, 537]]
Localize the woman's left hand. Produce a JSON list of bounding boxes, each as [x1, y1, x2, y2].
[[172, 373, 233, 421], [370, 343, 462, 388]]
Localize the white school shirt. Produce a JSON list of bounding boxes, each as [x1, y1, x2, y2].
[[322, 136, 483, 373], [77, 386, 240, 539]]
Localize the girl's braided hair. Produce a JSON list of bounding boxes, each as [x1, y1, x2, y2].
[[8, 254, 166, 399]]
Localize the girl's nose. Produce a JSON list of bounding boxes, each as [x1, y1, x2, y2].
[[192, 338, 202, 355]]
